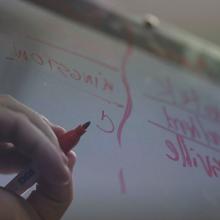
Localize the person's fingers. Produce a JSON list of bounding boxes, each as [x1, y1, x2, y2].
[[0, 116, 67, 174], [0, 187, 39, 220], [27, 154, 76, 220], [0, 107, 72, 218], [0, 147, 29, 173], [26, 150, 76, 220], [0, 95, 59, 146], [27, 122, 76, 220], [0, 106, 69, 181], [66, 150, 76, 172], [48, 125, 66, 138], [27, 152, 76, 220], [0, 142, 27, 173], [41, 116, 66, 139]]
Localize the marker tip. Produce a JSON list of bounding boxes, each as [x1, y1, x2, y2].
[[82, 121, 91, 129]]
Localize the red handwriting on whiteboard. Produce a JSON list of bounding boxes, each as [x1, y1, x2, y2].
[[207, 131, 220, 146], [165, 134, 220, 178], [6, 42, 134, 147], [155, 77, 200, 108], [149, 104, 220, 148], [118, 168, 127, 194], [26, 35, 119, 72], [117, 40, 133, 147], [204, 105, 220, 122], [162, 106, 204, 143], [145, 77, 200, 112], [96, 110, 115, 133], [144, 77, 220, 122], [5, 36, 134, 195], [148, 102, 220, 178], [6, 44, 114, 94]]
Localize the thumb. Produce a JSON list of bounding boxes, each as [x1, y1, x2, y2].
[[0, 187, 39, 220], [27, 153, 76, 220]]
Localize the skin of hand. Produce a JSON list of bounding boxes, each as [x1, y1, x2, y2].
[[0, 95, 76, 220]]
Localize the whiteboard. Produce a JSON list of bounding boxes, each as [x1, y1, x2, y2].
[[1, 1, 220, 220]]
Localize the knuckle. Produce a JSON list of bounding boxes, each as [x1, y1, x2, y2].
[[13, 112, 40, 157], [0, 94, 13, 104], [0, 94, 12, 99], [0, 95, 17, 109], [14, 111, 29, 125]]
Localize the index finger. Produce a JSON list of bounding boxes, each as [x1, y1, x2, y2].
[[0, 95, 59, 147]]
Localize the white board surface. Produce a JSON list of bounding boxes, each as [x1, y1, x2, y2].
[[1, 1, 220, 220]]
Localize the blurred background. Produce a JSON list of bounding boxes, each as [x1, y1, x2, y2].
[[93, 0, 220, 46]]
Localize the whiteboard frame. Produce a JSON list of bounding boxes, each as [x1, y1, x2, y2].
[[23, 0, 220, 83]]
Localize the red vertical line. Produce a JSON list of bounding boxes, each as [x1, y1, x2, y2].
[[117, 26, 133, 147], [195, 115, 210, 146], [118, 168, 127, 194]]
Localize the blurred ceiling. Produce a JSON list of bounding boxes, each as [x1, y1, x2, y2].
[[94, 0, 220, 46]]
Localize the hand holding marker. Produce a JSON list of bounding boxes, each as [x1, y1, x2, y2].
[[5, 121, 91, 195]]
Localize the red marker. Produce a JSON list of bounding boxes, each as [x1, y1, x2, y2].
[[59, 121, 90, 154], [5, 121, 91, 195]]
